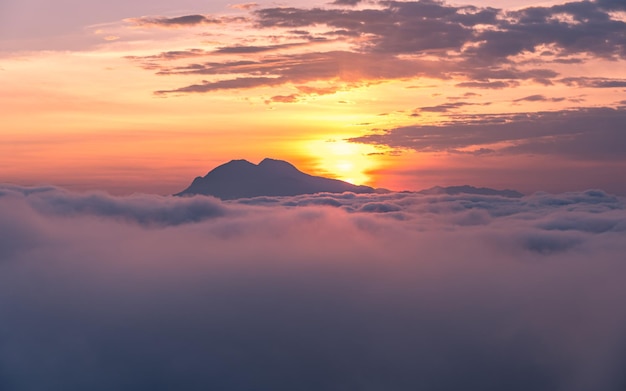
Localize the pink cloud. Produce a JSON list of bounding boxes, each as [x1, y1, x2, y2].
[[1, 185, 626, 390]]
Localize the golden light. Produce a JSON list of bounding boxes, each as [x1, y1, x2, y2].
[[302, 138, 382, 185]]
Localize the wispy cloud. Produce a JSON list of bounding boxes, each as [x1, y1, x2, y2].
[[127, 14, 247, 28], [332, 0, 364, 6], [559, 77, 626, 88], [414, 101, 491, 113], [153, 51, 432, 94], [512, 94, 566, 103]]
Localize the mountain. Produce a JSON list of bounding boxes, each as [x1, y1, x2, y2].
[[418, 185, 524, 198], [175, 158, 377, 199]]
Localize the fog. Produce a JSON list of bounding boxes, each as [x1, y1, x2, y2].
[[1, 185, 625, 390]]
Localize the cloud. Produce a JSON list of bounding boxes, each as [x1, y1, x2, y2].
[[155, 76, 284, 94], [559, 77, 626, 88], [127, 14, 226, 28], [266, 94, 300, 104], [131, 0, 626, 96], [447, 92, 482, 100], [415, 101, 490, 113], [467, 1, 626, 61], [598, 0, 626, 10], [251, 1, 625, 61], [212, 42, 310, 54], [512, 94, 565, 103], [454, 80, 519, 89], [332, 0, 363, 5], [230, 3, 259, 11], [1, 185, 626, 390], [125, 49, 209, 64], [351, 106, 626, 161], [0, 185, 231, 226], [154, 51, 437, 95], [265, 85, 345, 104]]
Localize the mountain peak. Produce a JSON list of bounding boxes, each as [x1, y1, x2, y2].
[[259, 157, 283, 165], [229, 159, 254, 164], [176, 158, 375, 199], [210, 159, 256, 171], [257, 158, 299, 173]]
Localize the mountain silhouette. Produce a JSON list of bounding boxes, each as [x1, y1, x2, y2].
[[418, 185, 523, 198], [175, 158, 377, 199]]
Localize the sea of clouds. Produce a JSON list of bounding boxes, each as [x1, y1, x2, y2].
[[1, 184, 626, 391]]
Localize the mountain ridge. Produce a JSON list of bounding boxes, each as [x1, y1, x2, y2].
[[418, 185, 524, 198], [176, 158, 378, 199], [176, 158, 524, 200]]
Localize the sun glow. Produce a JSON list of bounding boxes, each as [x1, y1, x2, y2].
[[304, 138, 382, 185]]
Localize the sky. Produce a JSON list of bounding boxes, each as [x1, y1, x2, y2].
[[2, 2, 626, 387], [1, 0, 626, 195], [2, 184, 626, 390]]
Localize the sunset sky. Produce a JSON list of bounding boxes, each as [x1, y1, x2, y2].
[[2, 3, 626, 389], [1, 0, 625, 194]]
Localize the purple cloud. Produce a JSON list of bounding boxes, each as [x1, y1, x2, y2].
[[1, 185, 626, 390], [332, 0, 363, 5], [559, 77, 626, 88], [130, 0, 626, 96], [352, 107, 626, 160], [128, 14, 226, 27]]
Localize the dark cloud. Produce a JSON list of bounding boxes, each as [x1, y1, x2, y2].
[[252, 0, 625, 60], [447, 92, 482, 100], [551, 57, 585, 64], [416, 101, 490, 113], [351, 107, 626, 161], [597, 0, 626, 11], [213, 42, 310, 54], [125, 49, 209, 68], [128, 14, 226, 28], [253, 7, 377, 29], [252, 2, 491, 54], [455, 80, 519, 89], [466, 67, 559, 84], [130, 1, 626, 95], [155, 51, 440, 95], [514, 94, 549, 102], [156, 76, 283, 94], [468, 2, 626, 61], [332, 0, 363, 5], [1, 185, 626, 390], [512, 94, 565, 103], [559, 77, 626, 88]]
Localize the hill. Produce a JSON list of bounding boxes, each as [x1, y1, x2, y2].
[[176, 158, 377, 199]]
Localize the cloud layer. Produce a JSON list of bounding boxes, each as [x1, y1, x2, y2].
[[1, 185, 626, 390], [126, 0, 626, 96], [352, 106, 626, 160]]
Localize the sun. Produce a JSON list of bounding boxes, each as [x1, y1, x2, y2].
[[303, 138, 381, 185]]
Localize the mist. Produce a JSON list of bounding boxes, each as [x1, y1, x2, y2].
[[1, 185, 625, 390]]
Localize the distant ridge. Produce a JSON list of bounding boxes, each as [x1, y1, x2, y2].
[[175, 158, 378, 200], [418, 185, 524, 198]]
